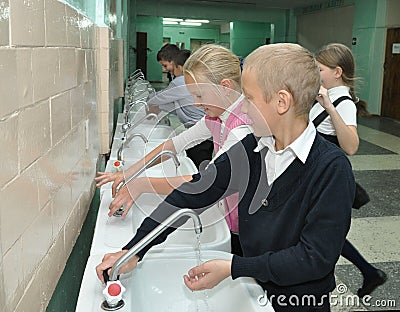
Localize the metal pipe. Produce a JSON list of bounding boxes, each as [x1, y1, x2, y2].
[[109, 208, 202, 281]]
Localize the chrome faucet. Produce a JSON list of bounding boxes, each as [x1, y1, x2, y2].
[[109, 208, 202, 281], [121, 113, 158, 134], [121, 150, 180, 188], [116, 133, 148, 161], [113, 150, 180, 217], [124, 100, 149, 124]]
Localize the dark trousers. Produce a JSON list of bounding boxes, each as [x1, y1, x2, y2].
[[185, 140, 214, 169]]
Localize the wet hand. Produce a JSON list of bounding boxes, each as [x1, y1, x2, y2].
[[183, 260, 231, 291], [94, 171, 123, 189], [108, 185, 135, 218], [95, 250, 139, 284]]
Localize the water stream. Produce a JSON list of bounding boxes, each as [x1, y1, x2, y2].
[[193, 233, 213, 312]]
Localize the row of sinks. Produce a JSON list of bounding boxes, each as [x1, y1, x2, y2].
[[76, 107, 274, 311]]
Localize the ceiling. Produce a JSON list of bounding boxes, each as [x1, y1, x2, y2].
[[156, 0, 326, 10]]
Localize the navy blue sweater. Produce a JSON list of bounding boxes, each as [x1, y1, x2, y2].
[[124, 133, 354, 302]]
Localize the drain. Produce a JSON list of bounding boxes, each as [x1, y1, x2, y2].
[[101, 299, 125, 311]]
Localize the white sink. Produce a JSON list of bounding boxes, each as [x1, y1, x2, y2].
[[109, 139, 167, 161], [76, 252, 274, 312], [100, 156, 192, 198], [113, 124, 176, 142], [131, 193, 231, 255], [91, 191, 230, 256], [115, 110, 170, 138]]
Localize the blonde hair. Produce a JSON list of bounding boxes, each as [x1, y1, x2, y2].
[[316, 43, 370, 116], [243, 43, 320, 117], [183, 44, 241, 92]]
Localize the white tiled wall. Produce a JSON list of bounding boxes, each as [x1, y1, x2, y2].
[[0, 0, 125, 310]]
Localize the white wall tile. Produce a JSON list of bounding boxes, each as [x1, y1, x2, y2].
[[58, 47, 77, 92], [0, 114, 18, 187], [65, 4, 80, 47], [44, 0, 66, 47], [16, 48, 34, 108], [50, 91, 71, 145], [21, 201, 52, 281], [0, 48, 17, 118], [9, 0, 45, 46], [0, 166, 39, 252], [0, 0, 10, 46], [71, 84, 84, 128], [32, 47, 59, 102], [2, 240, 23, 308], [19, 100, 51, 170]]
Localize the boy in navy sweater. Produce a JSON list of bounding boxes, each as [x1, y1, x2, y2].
[[96, 44, 355, 311]]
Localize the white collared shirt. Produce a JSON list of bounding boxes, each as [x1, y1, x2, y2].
[[254, 122, 316, 185], [309, 86, 357, 135]]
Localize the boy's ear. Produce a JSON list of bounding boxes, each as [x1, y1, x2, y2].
[[276, 90, 292, 115]]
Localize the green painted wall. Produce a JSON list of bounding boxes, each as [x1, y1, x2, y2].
[[136, 16, 163, 81], [163, 24, 220, 50], [352, 0, 386, 114], [230, 21, 271, 58], [62, 0, 109, 26]]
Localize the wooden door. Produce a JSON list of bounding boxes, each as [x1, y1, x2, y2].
[[136, 32, 148, 77], [381, 28, 400, 120]]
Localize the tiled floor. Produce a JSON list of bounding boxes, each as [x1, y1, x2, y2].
[[332, 116, 400, 311]]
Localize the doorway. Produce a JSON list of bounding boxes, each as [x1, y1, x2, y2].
[[136, 32, 148, 77], [381, 28, 400, 120]]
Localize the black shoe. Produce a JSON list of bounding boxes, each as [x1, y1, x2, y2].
[[357, 269, 388, 298]]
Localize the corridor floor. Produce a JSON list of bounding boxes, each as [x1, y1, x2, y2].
[[332, 116, 400, 311]]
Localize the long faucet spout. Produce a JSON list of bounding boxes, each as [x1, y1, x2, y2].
[[124, 100, 149, 123], [109, 208, 202, 281], [119, 150, 180, 189], [116, 133, 148, 161], [122, 113, 158, 134]]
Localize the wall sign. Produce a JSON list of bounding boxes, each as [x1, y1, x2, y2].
[[393, 43, 400, 54]]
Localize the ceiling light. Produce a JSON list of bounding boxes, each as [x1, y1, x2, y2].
[[185, 19, 210, 23], [180, 21, 202, 26], [163, 21, 179, 25], [163, 18, 183, 22]]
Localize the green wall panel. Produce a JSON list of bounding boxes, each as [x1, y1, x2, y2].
[[136, 16, 163, 81], [230, 21, 271, 58], [352, 0, 386, 114]]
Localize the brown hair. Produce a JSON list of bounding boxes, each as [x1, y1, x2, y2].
[[316, 43, 370, 116]]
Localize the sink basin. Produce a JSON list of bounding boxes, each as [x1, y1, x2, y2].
[[100, 155, 193, 198], [115, 110, 171, 138], [114, 124, 176, 142], [76, 251, 274, 312], [131, 193, 231, 254], [92, 191, 230, 256], [109, 139, 167, 161]]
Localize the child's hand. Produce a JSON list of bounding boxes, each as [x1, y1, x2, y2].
[[94, 171, 123, 190], [315, 86, 334, 111], [183, 260, 231, 291], [95, 250, 138, 284], [108, 185, 136, 218]]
